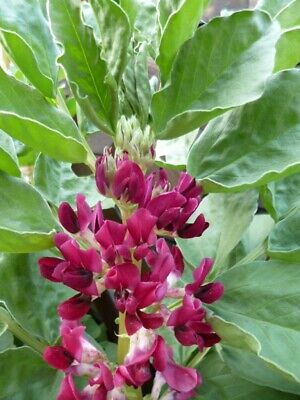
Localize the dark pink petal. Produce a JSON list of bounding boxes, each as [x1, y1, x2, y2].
[[137, 310, 164, 330], [80, 248, 102, 273], [185, 258, 214, 295], [127, 208, 157, 245], [171, 246, 184, 276], [147, 239, 175, 282], [95, 156, 109, 195], [57, 375, 82, 400], [133, 281, 167, 310], [125, 313, 143, 336], [105, 263, 140, 291], [175, 172, 202, 200], [156, 168, 169, 190], [152, 336, 169, 371], [112, 160, 146, 205], [91, 202, 104, 233], [162, 363, 199, 393], [54, 232, 71, 248], [43, 346, 73, 370], [76, 194, 92, 232], [61, 323, 84, 361], [58, 294, 91, 320], [195, 282, 224, 304], [38, 257, 62, 282], [178, 214, 209, 239], [201, 332, 221, 348], [167, 296, 204, 327], [95, 220, 127, 249], [59, 240, 82, 266], [134, 243, 150, 260], [157, 207, 180, 230], [62, 268, 94, 291], [174, 326, 203, 348], [91, 362, 114, 391], [147, 192, 186, 218], [58, 203, 79, 234]]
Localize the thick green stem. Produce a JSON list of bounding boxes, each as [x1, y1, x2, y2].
[[0, 308, 46, 354], [117, 312, 130, 364]]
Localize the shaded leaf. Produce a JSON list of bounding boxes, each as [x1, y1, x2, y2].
[[274, 28, 300, 72], [256, 0, 293, 17], [157, 0, 208, 84], [0, 69, 87, 163], [268, 206, 300, 262], [0, 130, 20, 177], [187, 70, 300, 191], [276, 0, 300, 29], [0, 0, 58, 98], [49, 0, 118, 135], [0, 172, 59, 252], [152, 10, 280, 139], [91, 0, 131, 82]]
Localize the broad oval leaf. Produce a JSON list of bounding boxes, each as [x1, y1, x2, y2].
[[187, 70, 300, 192], [256, 0, 294, 17], [157, 0, 208, 84], [0, 69, 87, 163], [0, 172, 59, 252], [209, 260, 300, 394], [152, 10, 280, 139], [276, 0, 300, 29], [91, 0, 131, 83], [0, 253, 72, 343], [0, 129, 20, 177], [274, 29, 300, 72], [268, 207, 300, 262], [176, 191, 258, 275], [0, 0, 58, 98], [49, 0, 118, 135], [0, 347, 61, 399], [198, 349, 300, 400]]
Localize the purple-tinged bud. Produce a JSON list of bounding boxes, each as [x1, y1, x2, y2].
[[58, 294, 91, 320], [112, 160, 146, 205], [43, 346, 74, 370], [95, 155, 110, 196], [76, 194, 92, 233], [58, 202, 79, 234], [38, 257, 62, 282]]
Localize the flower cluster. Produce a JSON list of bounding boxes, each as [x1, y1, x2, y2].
[[39, 150, 224, 399]]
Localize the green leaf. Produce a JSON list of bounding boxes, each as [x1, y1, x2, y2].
[[0, 130, 20, 177], [187, 70, 300, 192], [276, 0, 300, 29], [274, 29, 300, 72], [198, 349, 299, 400], [152, 10, 280, 139], [157, 0, 208, 84], [49, 0, 118, 135], [133, 0, 159, 54], [91, 0, 131, 83], [262, 173, 300, 220], [0, 172, 59, 252], [209, 260, 300, 394], [34, 154, 113, 209], [0, 347, 61, 399], [256, 0, 294, 17], [0, 252, 72, 343], [268, 207, 300, 262], [0, 330, 14, 353], [0, 69, 87, 163], [157, 0, 184, 31], [0, 0, 58, 98], [176, 191, 258, 274]]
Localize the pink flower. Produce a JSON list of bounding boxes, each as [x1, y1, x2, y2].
[[58, 294, 91, 321], [57, 375, 82, 400], [58, 194, 93, 234], [43, 346, 74, 370]]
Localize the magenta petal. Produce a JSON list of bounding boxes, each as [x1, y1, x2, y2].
[[157, 207, 181, 230], [134, 243, 150, 260], [54, 232, 71, 248], [195, 282, 224, 304], [185, 258, 214, 295], [76, 194, 92, 232], [178, 213, 209, 239], [38, 257, 62, 282], [105, 263, 140, 291], [127, 208, 157, 245], [43, 346, 73, 370], [175, 172, 201, 200], [125, 313, 143, 336], [58, 203, 79, 234], [162, 363, 199, 393], [91, 202, 104, 233], [59, 240, 81, 266], [147, 192, 186, 218], [96, 220, 127, 249], [174, 326, 202, 348], [80, 248, 102, 273], [152, 336, 169, 371], [58, 294, 91, 320], [112, 160, 146, 205], [57, 375, 82, 400]]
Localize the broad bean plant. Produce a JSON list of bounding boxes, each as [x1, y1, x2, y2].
[[0, 0, 299, 399]]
